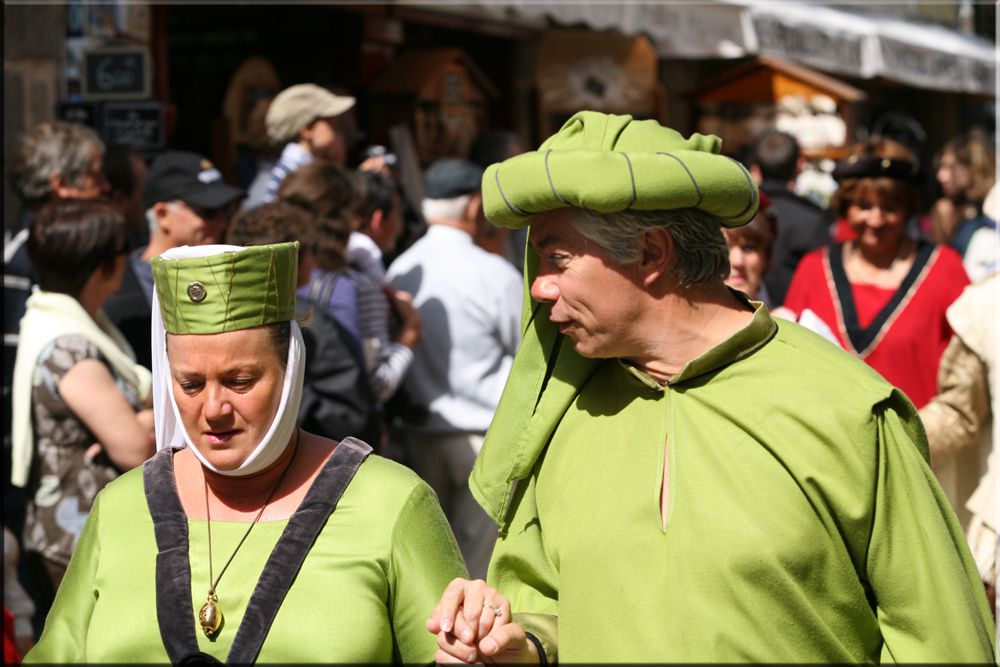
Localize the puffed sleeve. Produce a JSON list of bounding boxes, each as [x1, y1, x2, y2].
[[388, 481, 468, 664], [23, 492, 103, 663], [487, 473, 559, 663], [865, 393, 995, 661], [919, 334, 990, 459]]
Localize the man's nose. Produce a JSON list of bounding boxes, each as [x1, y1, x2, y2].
[[530, 274, 559, 303]]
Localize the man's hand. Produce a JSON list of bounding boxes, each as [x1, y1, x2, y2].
[[427, 578, 538, 664]]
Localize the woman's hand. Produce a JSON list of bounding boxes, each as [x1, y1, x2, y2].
[[385, 287, 422, 349], [427, 578, 538, 664]]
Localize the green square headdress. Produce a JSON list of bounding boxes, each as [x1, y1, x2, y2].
[[150, 242, 304, 479], [151, 242, 298, 334]]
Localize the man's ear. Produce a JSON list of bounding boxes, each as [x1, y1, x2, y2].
[[153, 202, 171, 235], [466, 192, 484, 223], [367, 208, 384, 234], [639, 228, 673, 287], [298, 119, 318, 144]]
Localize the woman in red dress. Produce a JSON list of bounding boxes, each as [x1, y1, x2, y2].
[[783, 138, 969, 408]]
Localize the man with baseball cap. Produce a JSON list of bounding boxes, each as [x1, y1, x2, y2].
[[243, 83, 355, 210], [425, 112, 995, 663], [386, 158, 522, 580], [104, 151, 243, 368]]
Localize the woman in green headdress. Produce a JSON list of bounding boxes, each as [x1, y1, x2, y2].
[[25, 242, 467, 664]]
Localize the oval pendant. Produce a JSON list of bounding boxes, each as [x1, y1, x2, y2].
[[198, 592, 222, 637]]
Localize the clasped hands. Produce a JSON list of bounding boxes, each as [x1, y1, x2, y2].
[[427, 578, 537, 664]]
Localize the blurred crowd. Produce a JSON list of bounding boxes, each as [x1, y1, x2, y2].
[[3, 81, 996, 660]]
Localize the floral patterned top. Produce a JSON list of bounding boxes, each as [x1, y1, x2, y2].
[[23, 335, 143, 567]]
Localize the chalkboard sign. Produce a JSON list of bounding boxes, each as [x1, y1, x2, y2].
[[101, 101, 165, 151], [56, 100, 100, 129], [82, 47, 151, 100]]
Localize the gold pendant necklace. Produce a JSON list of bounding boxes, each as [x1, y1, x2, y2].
[[198, 428, 301, 638]]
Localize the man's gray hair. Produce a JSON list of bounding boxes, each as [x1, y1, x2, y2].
[[421, 195, 472, 224], [145, 206, 159, 236], [8, 121, 105, 206], [567, 207, 730, 287]]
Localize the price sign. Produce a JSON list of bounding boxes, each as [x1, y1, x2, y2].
[[82, 47, 151, 100]]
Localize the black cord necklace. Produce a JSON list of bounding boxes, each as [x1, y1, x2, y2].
[[198, 428, 301, 638]]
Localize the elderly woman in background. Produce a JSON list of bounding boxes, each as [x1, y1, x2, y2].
[[723, 194, 836, 343], [783, 138, 970, 408], [11, 200, 155, 620], [722, 192, 778, 305], [25, 242, 465, 663]]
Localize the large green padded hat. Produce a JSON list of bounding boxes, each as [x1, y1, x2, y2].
[[482, 110, 758, 228], [151, 242, 298, 334]]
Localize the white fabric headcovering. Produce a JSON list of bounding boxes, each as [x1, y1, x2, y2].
[[151, 244, 305, 477]]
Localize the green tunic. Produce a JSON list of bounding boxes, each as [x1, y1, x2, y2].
[[25, 454, 467, 663], [476, 299, 995, 662]]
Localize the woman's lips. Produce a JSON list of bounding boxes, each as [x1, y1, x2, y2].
[[205, 430, 239, 445]]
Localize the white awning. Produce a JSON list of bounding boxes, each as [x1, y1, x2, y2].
[[513, 0, 754, 58], [740, 1, 881, 79], [869, 13, 996, 95], [424, 0, 996, 95], [738, 0, 995, 95]]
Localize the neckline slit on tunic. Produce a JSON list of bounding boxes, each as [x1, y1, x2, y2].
[[660, 437, 670, 532]]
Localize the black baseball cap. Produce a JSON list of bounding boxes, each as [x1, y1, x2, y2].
[[142, 151, 244, 211], [423, 158, 483, 199]]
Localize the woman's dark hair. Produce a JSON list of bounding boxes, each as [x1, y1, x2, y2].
[[278, 162, 357, 218], [265, 321, 291, 370], [103, 144, 137, 198], [228, 200, 314, 253], [833, 137, 921, 218], [356, 171, 397, 222], [28, 199, 125, 297], [277, 163, 357, 272]]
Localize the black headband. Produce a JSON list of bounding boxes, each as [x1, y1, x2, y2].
[[833, 154, 920, 184]]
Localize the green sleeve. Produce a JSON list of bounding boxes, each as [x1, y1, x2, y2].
[[866, 394, 995, 662], [487, 473, 559, 663], [24, 492, 103, 664], [389, 480, 469, 664]]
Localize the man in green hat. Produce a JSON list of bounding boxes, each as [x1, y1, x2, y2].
[[427, 111, 995, 663]]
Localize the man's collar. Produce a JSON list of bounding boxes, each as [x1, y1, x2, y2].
[[426, 221, 475, 241], [621, 292, 778, 390]]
